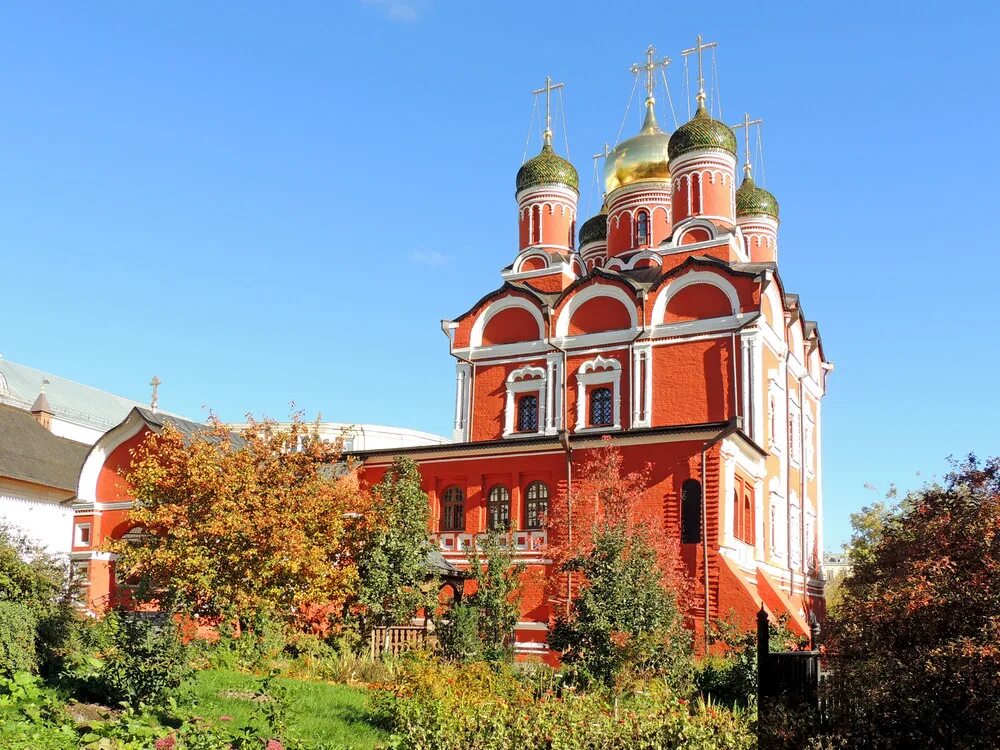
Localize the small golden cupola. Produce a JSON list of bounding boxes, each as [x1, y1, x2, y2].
[[604, 45, 674, 259]]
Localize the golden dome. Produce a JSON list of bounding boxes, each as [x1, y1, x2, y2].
[[604, 100, 671, 195]]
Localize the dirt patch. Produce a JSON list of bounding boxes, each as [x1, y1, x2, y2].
[[65, 700, 118, 723], [219, 690, 272, 703]]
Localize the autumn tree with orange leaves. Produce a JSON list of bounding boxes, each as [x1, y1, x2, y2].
[[106, 415, 366, 632], [548, 439, 692, 688]]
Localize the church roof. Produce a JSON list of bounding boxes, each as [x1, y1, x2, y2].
[[0, 403, 89, 491], [0, 358, 190, 436]]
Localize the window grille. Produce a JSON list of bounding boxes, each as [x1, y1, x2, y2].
[[590, 387, 613, 426], [525, 481, 549, 530], [487, 486, 511, 531]]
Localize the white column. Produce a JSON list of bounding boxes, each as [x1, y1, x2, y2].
[[631, 348, 641, 426]]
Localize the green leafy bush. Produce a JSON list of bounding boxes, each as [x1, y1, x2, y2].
[[98, 610, 191, 708], [381, 654, 754, 750], [435, 601, 479, 661], [0, 602, 37, 676]]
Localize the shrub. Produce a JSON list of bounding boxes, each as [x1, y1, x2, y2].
[[0, 602, 37, 675], [99, 610, 190, 708], [382, 654, 754, 750], [435, 601, 479, 661]]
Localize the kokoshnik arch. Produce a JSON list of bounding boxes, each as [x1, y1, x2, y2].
[[357, 38, 832, 660]]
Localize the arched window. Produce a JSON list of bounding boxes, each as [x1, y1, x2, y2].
[[569, 220, 576, 250], [635, 210, 650, 246], [531, 205, 542, 245], [743, 491, 754, 543], [525, 481, 549, 530], [487, 486, 511, 531], [691, 173, 702, 214], [681, 479, 702, 544], [590, 387, 613, 426], [440, 486, 464, 532], [517, 394, 539, 432]]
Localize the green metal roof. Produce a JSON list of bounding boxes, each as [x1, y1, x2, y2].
[[516, 143, 579, 193], [579, 211, 607, 246], [668, 104, 738, 160], [735, 174, 780, 219]]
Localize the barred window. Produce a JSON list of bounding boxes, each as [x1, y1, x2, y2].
[[525, 481, 549, 530], [487, 486, 511, 531], [590, 387, 613, 426], [440, 486, 464, 532], [517, 394, 539, 432]]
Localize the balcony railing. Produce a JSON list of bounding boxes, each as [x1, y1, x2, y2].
[[434, 529, 547, 556]]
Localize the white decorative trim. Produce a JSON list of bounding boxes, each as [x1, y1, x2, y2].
[[453, 362, 472, 442], [554, 283, 638, 338], [76, 410, 149, 505], [651, 271, 740, 326], [504, 366, 548, 438], [470, 297, 545, 348], [574, 356, 622, 431]]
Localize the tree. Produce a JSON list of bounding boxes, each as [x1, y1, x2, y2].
[[467, 532, 525, 662], [829, 455, 1000, 748], [547, 441, 691, 688], [356, 457, 434, 628], [109, 415, 364, 632]]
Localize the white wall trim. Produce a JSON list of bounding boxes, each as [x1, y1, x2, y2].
[[651, 270, 740, 326], [470, 297, 546, 348]]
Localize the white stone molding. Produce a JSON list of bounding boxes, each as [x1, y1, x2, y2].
[[574, 355, 622, 432], [470, 297, 546, 348], [453, 362, 472, 442], [604, 250, 663, 272], [504, 365, 548, 438], [650, 271, 740, 327], [631, 343, 653, 428], [512, 251, 551, 274], [554, 283, 638, 339]]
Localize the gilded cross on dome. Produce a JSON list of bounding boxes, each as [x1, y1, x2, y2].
[[630, 44, 670, 104], [732, 112, 764, 178], [531, 75, 565, 147], [681, 34, 719, 107]]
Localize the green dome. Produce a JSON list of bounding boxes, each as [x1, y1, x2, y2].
[[516, 142, 579, 193], [668, 104, 738, 160], [579, 207, 607, 246], [735, 174, 779, 220]]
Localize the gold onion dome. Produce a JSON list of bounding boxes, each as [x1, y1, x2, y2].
[[516, 138, 579, 194], [668, 103, 738, 160], [579, 203, 608, 246], [604, 101, 671, 194], [735, 174, 779, 220]]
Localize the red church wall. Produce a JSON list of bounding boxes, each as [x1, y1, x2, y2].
[[523, 271, 575, 294], [481, 307, 541, 345], [651, 339, 734, 426], [96, 428, 151, 503], [665, 284, 733, 323], [567, 297, 632, 335]]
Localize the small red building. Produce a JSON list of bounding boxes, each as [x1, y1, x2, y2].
[[358, 49, 831, 659]]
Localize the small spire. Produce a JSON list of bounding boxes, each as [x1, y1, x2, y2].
[[630, 44, 670, 132], [532, 75, 565, 152], [150, 375, 161, 414], [31, 379, 53, 429], [732, 112, 763, 180], [681, 34, 718, 112]]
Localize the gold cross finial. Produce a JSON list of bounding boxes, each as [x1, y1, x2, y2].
[[150, 375, 161, 413], [630, 44, 670, 104], [532, 75, 565, 148], [731, 112, 764, 178], [681, 34, 719, 108]]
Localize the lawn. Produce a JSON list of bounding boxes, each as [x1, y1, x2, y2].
[[190, 669, 388, 749]]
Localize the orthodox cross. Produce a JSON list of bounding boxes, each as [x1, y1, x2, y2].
[[150, 375, 161, 413], [40, 378, 49, 393], [681, 34, 718, 107], [532, 75, 565, 146], [630, 44, 670, 103], [731, 112, 763, 178], [592, 142, 611, 164]]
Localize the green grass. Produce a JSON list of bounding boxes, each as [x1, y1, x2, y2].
[[189, 669, 388, 749]]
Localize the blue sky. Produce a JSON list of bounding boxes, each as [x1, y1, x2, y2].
[[1, 1, 996, 549]]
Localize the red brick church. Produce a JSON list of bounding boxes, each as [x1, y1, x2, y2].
[[358, 39, 831, 659]]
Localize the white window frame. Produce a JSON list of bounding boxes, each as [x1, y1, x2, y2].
[[504, 366, 547, 438], [575, 356, 622, 432], [74, 523, 92, 548]]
